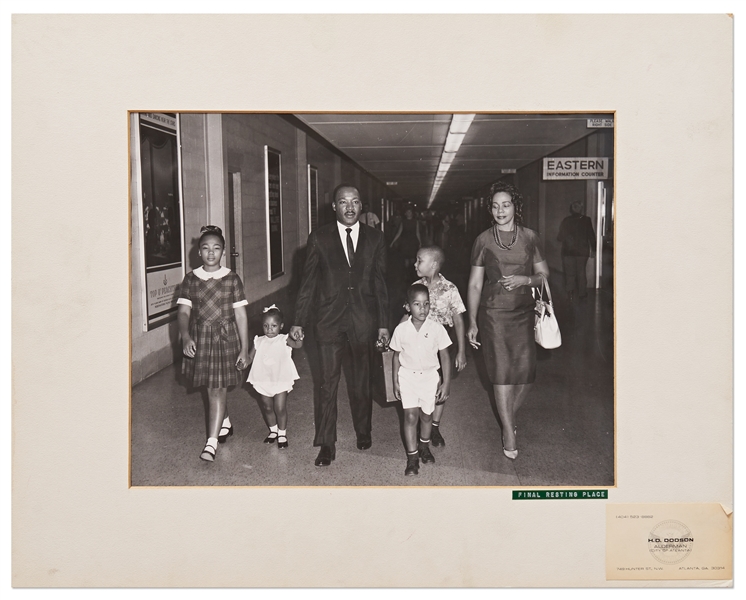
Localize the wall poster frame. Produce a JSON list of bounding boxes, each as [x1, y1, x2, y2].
[[133, 112, 186, 331], [308, 164, 318, 234], [264, 146, 284, 280]]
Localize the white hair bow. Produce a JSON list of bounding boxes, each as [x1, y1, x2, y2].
[[263, 304, 278, 313]]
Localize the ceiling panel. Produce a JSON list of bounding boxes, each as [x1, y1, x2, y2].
[[343, 146, 442, 161], [300, 113, 452, 124], [295, 112, 611, 208], [457, 144, 565, 160]]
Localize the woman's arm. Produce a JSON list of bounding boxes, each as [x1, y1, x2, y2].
[[500, 259, 550, 290], [389, 222, 403, 247], [532, 260, 550, 283], [466, 265, 485, 349], [177, 305, 196, 357], [287, 335, 303, 349]]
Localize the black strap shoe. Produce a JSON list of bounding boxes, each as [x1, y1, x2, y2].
[[405, 455, 420, 475], [218, 424, 233, 444]]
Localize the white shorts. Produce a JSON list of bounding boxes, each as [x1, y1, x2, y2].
[[251, 381, 294, 398], [398, 367, 439, 415]]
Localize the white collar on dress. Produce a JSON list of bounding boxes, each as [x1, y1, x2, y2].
[[193, 266, 231, 280]]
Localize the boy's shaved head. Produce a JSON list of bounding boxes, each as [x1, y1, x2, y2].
[[419, 245, 445, 266]]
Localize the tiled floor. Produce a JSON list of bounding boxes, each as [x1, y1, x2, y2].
[[131, 281, 614, 487]]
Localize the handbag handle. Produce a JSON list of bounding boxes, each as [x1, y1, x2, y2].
[[535, 274, 553, 304]]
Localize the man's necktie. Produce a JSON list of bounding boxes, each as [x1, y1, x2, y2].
[[345, 227, 355, 266]]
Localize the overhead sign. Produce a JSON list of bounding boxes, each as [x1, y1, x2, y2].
[[543, 157, 609, 180], [501, 168, 516, 174], [587, 118, 614, 128], [386, 181, 398, 185]]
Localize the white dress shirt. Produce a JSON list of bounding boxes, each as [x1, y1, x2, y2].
[[336, 220, 360, 266]]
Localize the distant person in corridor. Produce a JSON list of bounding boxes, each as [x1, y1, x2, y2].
[[359, 202, 381, 229], [291, 184, 390, 467], [557, 200, 596, 301]]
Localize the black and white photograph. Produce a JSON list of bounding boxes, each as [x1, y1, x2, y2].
[[12, 10, 733, 588], [130, 112, 615, 487]]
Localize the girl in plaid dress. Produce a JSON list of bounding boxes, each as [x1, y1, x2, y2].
[[177, 226, 250, 462]]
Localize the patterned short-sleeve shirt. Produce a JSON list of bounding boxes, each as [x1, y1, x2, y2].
[[413, 273, 466, 327]]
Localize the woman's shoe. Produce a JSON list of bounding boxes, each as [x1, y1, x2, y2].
[[200, 439, 217, 462], [277, 435, 288, 449], [218, 424, 233, 443], [501, 432, 518, 460], [503, 447, 518, 460], [263, 432, 278, 444]]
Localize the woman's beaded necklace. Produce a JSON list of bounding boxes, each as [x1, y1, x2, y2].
[[492, 223, 518, 250]]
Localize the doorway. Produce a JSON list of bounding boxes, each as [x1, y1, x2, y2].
[[227, 171, 244, 277]]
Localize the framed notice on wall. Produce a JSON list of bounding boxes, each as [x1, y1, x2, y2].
[[134, 112, 185, 330], [264, 146, 284, 280]]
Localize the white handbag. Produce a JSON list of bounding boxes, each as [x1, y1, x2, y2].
[[533, 276, 561, 349]]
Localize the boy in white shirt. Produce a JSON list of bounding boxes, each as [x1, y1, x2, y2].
[[389, 284, 453, 475], [411, 245, 467, 448]]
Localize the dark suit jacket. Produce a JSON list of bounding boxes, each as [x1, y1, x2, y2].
[[557, 214, 595, 258], [294, 221, 389, 343]]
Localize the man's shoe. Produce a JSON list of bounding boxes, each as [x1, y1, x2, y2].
[[356, 433, 372, 450], [431, 426, 445, 447], [405, 455, 419, 476], [418, 442, 435, 464], [314, 445, 336, 467]]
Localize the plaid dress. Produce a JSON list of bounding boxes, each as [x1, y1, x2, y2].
[[177, 267, 247, 388]]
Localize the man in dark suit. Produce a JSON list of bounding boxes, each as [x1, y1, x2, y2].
[[557, 200, 596, 301], [291, 184, 390, 467]]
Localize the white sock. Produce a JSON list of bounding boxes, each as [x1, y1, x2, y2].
[[222, 416, 231, 428], [269, 425, 279, 433], [206, 437, 218, 449], [278, 429, 287, 438]]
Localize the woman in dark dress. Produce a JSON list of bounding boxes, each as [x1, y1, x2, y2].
[[466, 182, 550, 459]]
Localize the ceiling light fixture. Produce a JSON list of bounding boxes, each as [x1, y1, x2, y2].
[[428, 113, 475, 208]]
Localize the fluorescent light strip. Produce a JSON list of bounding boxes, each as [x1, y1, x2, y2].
[[428, 114, 475, 207]]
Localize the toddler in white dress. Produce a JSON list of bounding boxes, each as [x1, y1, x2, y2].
[[247, 305, 303, 449]]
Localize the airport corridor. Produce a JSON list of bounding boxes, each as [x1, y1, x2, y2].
[[130, 278, 614, 488]]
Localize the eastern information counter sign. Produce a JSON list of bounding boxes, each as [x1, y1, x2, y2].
[[543, 157, 609, 180]]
